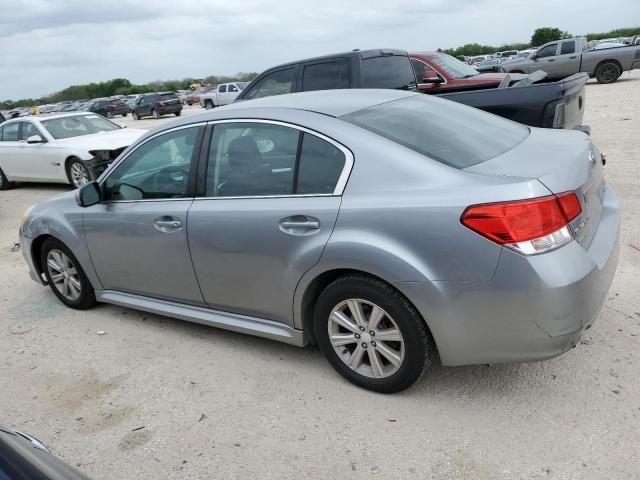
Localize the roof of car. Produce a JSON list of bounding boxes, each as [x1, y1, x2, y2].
[[1, 112, 96, 124], [264, 48, 409, 71], [217, 89, 418, 117]]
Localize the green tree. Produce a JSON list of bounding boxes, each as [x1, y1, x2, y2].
[[531, 27, 572, 47]]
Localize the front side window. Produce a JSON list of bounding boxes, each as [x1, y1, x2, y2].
[[243, 68, 295, 100], [41, 114, 120, 139], [0, 123, 19, 141], [536, 44, 558, 58], [411, 59, 435, 81], [560, 41, 576, 55], [302, 61, 350, 91], [103, 127, 200, 201], [21, 122, 42, 140], [361, 55, 417, 89], [342, 95, 528, 169], [205, 122, 346, 197]]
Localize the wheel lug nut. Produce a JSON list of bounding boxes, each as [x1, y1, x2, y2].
[[362, 343, 368, 348], [370, 331, 375, 336], [355, 334, 360, 339], [371, 341, 376, 347], [359, 326, 365, 331]]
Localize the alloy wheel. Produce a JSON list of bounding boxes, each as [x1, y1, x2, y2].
[[328, 299, 405, 378], [70, 163, 89, 187], [46, 249, 82, 301]]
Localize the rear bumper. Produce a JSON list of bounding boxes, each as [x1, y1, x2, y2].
[[398, 186, 620, 366], [158, 104, 182, 114]]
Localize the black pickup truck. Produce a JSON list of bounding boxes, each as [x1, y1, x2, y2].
[[236, 49, 589, 131]]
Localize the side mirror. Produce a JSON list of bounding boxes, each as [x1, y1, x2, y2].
[[422, 71, 444, 84], [26, 135, 45, 144], [75, 181, 101, 207]]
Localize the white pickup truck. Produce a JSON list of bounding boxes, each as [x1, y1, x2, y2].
[[502, 36, 640, 84], [199, 82, 249, 109]]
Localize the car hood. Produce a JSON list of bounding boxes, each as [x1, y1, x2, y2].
[[53, 128, 146, 151], [463, 72, 527, 84]]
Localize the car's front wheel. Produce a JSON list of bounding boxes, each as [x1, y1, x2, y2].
[[132, 111, 139, 120], [314, 274, 432, 393], [0, 167, 15, 190], [205, 101, 214, 110], [41, 237, 96, 310], [106, 111, 113, 119], [174, 111, 181, 116], [66, 158, 91, 188], [152, 109, 160, 119]]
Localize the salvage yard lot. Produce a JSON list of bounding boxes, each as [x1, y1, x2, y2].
[[1, 75, 639, 479]]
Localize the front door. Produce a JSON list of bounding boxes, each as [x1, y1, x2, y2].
[[84, 124, 206, 305], [531, 42, 559, 76], [188, 121, 350, 325], [556, 39, 580, 77]]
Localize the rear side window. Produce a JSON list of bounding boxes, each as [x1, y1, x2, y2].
[[219, 85, 227, 93], [560, 41, 575, 55], [342, 95, 529, 169], [243, 68, 295, 100], [361, 55, 416, 89], [159, 93, 178, 101], [297, 133, 346, 194], [302, 61, 350, 91], [0, 122, 19, 141]]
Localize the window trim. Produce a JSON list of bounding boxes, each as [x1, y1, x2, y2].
[[98, 122, 207, 203], [196, 118, 354, 200]]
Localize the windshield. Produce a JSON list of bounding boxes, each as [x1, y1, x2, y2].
[[41, 114, 121, 139], [430, 54, 479, 79], [237, 82, 248, 90], [342, 95, 529, 169]]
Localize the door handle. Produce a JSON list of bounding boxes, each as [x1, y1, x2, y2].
[[569, 56, 577, 59], [280, 220, 319, 229], [548, 59, 555, 62], [279, 216, 320, 235], [154, 216, 182, 232]]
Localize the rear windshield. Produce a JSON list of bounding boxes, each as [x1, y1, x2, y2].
[[41, 114, 121, 139], [342, 95, 529, 169], [361, 55, 417, 90], [160, 93, 178, 100]]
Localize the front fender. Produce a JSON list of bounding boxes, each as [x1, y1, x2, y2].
[[22, 194, 102, 291]]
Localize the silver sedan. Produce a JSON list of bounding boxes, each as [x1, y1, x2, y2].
[[18, 89, 620, 392]]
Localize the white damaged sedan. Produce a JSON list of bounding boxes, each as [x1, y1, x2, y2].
[[0, 112, 145, 189]]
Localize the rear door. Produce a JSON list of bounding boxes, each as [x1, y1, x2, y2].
[[188, 120, 351, 325], [556, 40, 580, 77]]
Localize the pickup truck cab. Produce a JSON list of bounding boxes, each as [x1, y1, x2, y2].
[[502, 36, 640, 83], [236, 49, 417, 101], [200, 82, 248, 109], [410, 52, 526, 93]]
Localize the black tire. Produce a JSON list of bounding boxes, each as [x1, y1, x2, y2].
[[205, 100, 214, 110], [152, 109, 160, 119], [313, 274, 432, 393], [122, 113, 127, 117], [40, 237, 96, 310], [174, 111, 182, 116], [66, 158, 92, 188], [595, 62, 621, 84], [132, 111, 139, 120], [0, 167, 15, 190], [106, 111, 113, 119]]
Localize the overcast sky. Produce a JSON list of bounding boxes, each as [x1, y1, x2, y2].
[[1, 0, 639, 100]]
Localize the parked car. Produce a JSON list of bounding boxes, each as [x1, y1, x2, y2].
[[19, 89, 619, 393], [240, 48, 588, 131], [184, 91, 201, 105], [410, 53, 523, 91], [0, 426, 92, 479], [475, 58, 505, 72], [200, 82, 249, 109], [131, 92, 183, 120], [39, 104, 60, 114], [0, 111, 5, 124], [502, 36, 640, 83], [122, 94, 141, 110], [86, 98, 129, 118], [0, 112, 145, 189]]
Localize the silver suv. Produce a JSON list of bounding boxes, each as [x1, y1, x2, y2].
[[19, 90, 619, 392]]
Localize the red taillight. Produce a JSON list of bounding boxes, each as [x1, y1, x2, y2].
[[461, 192, 582, 253]]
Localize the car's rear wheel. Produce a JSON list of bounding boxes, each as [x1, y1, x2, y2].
[[314, 274, 432, 393], [0, 167, 15, 190], [106, 111, 113, 119], [122, 113, 127, 117], [132, 111, 139, 120], [66, 158, 91, 188], [152, 109, 160, 119], [174, 111, 181, 116], [41, 238, 96, 310], [595, 62, 621, 84]]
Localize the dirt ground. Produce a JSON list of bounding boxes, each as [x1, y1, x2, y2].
[[1, 75, 639, 480]]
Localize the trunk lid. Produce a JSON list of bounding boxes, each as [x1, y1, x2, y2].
[[464, 127, 605, 249]]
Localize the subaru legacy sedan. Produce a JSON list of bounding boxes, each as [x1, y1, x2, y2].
[[18, 90, 619, 393]]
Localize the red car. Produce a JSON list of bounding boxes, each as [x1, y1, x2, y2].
[[410, 52, 526, 94]]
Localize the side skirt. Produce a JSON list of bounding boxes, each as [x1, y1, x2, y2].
[[95, 290, 305, 347]]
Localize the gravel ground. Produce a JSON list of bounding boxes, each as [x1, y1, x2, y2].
[[1, 74, 639, 480]]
